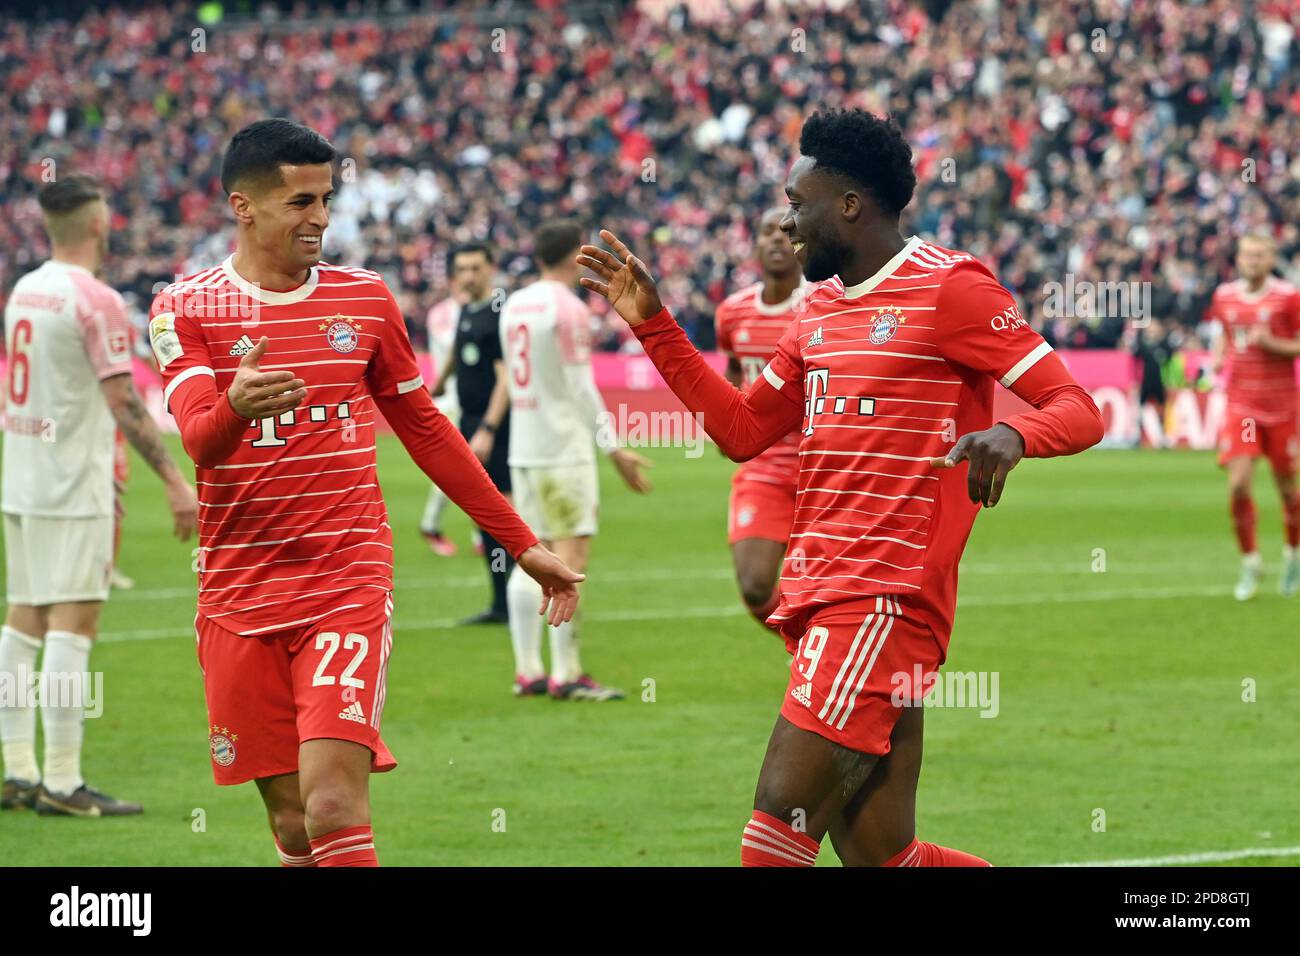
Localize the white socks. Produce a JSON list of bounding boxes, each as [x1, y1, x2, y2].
[[506, 565, 545, 678], [40, 631, 92, 796], [506, 566, 586, 683], [548, 618, 583, 686], [0, 626, 42, 783]]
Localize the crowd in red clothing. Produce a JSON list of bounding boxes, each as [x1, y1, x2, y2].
[[2, 0, 1297, 352]]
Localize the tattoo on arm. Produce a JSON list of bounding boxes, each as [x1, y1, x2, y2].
[[113, 388, 176, 478]]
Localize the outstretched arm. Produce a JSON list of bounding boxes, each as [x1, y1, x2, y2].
[[578, 229, 803, 462], [631, 309, 802, 461]]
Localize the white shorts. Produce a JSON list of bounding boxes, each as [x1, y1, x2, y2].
[[4, 513, 113, 605], [510, 463, 599, 541]]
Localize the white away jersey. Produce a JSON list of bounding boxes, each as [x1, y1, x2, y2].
[[500, 280, 603, 468], [3, 260, 133, 517]]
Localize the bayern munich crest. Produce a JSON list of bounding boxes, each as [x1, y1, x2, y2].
[[323, 315, 362, 353], [209, 725, 238, 768], [868, 306, 907, 344]]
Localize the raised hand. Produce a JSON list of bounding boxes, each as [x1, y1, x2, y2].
[[930, 423, 1026, 508], [517, 543, 586, 625], [226, 337, 307, 419], [576, 229, 664, 326]]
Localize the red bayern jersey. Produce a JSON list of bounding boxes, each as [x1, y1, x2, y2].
[[1207, 277, 1300, 424], [637, 236, 1102, 648], [715, 282, 803, 489], [150, 256, 428, 636]]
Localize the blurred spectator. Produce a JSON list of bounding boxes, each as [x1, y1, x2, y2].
[[1, 0, 1298, 352]]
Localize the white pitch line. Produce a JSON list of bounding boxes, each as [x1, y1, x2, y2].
[[1049, 845, 1300, 867], [98, 603, 748, 644], [96, 583, 1235, 643]]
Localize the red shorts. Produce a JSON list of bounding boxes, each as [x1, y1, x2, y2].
[[1218, 412, 1298, 474], [780, 595, 942, 756], [196, 594, 397, 785], [728, 476, 797, 545]]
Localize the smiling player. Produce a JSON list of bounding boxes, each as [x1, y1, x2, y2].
[[579, 109, 1104, 867], [149, 118, 582, 866]]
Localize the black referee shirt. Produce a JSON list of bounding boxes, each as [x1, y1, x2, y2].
[[454, 297, 505, 420]]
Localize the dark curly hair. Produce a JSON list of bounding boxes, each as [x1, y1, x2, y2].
[[799, 109, 916, 216]]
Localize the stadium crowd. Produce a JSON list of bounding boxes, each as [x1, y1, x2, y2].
[[1, 0, 1298, 353]]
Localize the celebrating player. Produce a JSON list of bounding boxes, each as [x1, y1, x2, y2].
[[419, 273, 468, 558], [500, 220, 652, 700], [2, 174, 198, 816], [578, 109, 1104, 866], [1207, 234, 1300, 600], [715, 208, 804, 632], [149, 119, 582, 866]]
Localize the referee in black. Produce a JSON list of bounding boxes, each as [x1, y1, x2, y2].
[[432, 242, 513, 624]]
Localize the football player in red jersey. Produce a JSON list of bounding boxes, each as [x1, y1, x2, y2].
[[150, 119, 583, 866], [580, 109, 1104, 867], [715, 208, 804, 632], [1206, 234, 1300, 600]]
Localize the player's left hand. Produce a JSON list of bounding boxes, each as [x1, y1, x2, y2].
[[517, 544, 586, 625], [610, 448, 653, 494], [469, 426, 494, 463], [930, 423, 1026, 508]]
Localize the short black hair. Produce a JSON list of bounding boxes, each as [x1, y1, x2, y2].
[[38, 174, 103, 216], [448, 242, 494, 269], [799, 109, 916, 216], [533, 220, 582, 268], [220, 118, 337, 196]]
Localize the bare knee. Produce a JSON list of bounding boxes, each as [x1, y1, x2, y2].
[[738, 571, 777, 611], [303, 785, 368, 836], [269, 808, 309, 852]]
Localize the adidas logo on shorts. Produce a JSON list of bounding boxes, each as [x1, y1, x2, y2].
[[791, 681, 813, 708], [228, 334, 256, 356], [338, 701, 366, 724]]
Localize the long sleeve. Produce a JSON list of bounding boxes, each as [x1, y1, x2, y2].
[[998, 351, 1105, 457], [376, 387, 538, 558], [932, 261, 1104, 458], [147, 289, 250, 467], [169, 379, 251, 467], [631, 308, 803, 462]]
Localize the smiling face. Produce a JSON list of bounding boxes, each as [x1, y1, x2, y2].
[[755, 207, 798, 279], [230, 163, 333, 277], [779, 156, 856, 283]]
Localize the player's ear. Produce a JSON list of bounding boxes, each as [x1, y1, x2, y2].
[[228, 190, 255, 226]]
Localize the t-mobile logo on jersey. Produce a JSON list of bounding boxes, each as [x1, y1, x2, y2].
[[803, 369, 876, 436]]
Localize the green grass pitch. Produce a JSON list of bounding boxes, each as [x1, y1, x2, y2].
[[3, 437, 1297, 866]]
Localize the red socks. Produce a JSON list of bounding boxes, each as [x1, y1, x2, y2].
[[1231, 495, 1258, 554], [1283, 490, 1300, 548], [741, 811, 819, 866], [883, 838, 991, 867], [274, 833, 316, 868], [310, 825, 378, 867]]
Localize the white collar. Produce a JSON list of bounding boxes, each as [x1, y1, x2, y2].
[[840, 236, 924, 299], [221, 255, 319, 305]]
